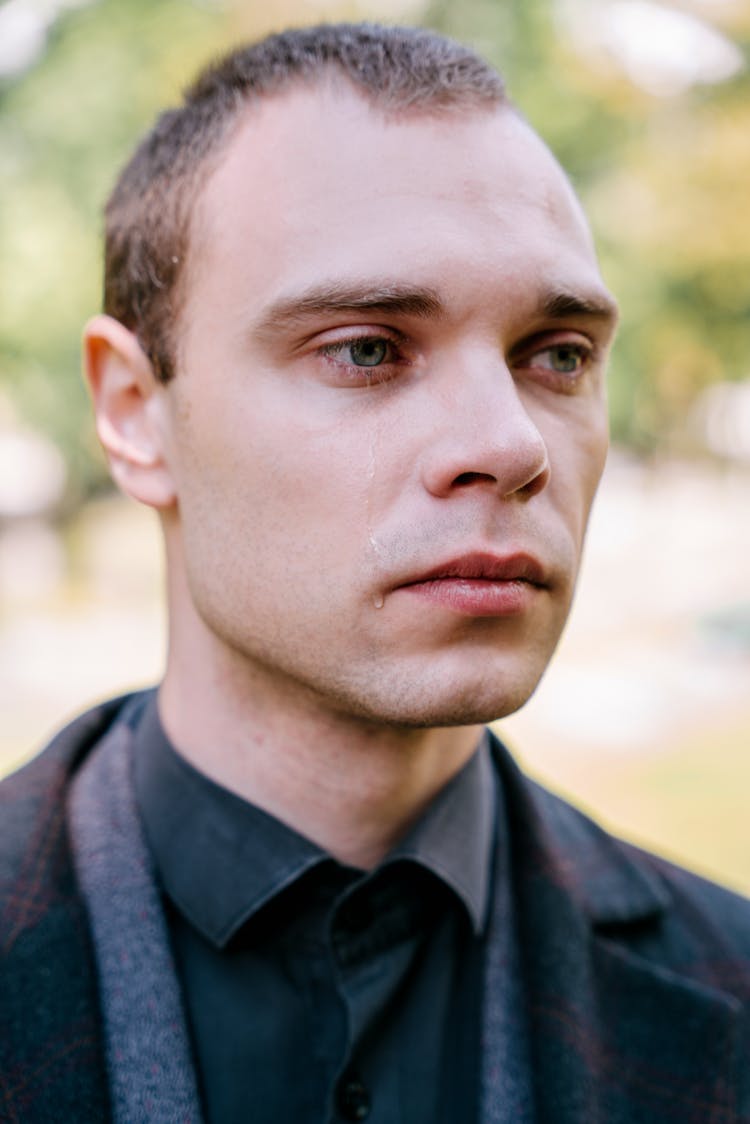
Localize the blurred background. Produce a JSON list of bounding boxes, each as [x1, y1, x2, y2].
[[1, 0, 748, 891]]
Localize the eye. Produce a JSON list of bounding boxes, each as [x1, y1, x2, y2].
[[315, 332, 412, 386], [529, 343, 591, 375], [323, 336, 393, 368]]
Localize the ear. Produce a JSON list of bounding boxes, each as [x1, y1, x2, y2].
[[83, 315, 177, 509]]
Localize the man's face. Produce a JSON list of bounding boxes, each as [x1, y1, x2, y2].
[[158, 82, 617, 728]]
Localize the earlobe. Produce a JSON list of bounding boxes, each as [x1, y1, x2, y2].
[[82, 314, 177, 509]]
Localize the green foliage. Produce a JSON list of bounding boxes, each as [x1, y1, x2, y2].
[[0, 0, 231, 497], [2, 0, 748, 499]]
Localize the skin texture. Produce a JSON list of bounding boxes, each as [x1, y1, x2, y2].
[[85, 80, 618, 866]]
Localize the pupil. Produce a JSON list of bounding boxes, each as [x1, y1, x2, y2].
[[554, 347, 579, 372], [351, 339, 387, 367]]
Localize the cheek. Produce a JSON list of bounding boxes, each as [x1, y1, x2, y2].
[[173, 390, 383, 572], [583, 404, 610, 493], [544, 406, 608, 535]]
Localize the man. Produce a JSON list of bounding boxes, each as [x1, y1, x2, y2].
[[1, 22, 748, 1124]]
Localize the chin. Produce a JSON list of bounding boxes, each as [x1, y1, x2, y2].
[[333, 669, 544, 730]]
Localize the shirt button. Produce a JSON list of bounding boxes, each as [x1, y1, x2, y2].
[[337, 1074, 371, 1121]]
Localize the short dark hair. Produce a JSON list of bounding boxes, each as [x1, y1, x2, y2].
[[103, 23, 508, 382]]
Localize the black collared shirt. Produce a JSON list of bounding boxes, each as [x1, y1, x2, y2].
[[133, 698, 497, 1124]]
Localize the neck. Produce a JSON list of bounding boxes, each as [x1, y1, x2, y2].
[[158, 658, 481, 871]]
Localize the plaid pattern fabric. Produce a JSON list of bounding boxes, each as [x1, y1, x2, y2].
[[1, 693, 749, 1123]]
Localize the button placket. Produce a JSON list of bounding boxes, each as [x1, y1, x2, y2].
[[336, 1073, 371, 1121]]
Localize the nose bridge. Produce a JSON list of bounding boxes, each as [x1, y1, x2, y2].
[[421, 343, 550, 500]]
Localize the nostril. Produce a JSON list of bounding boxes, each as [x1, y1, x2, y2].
[[454, 471, 496, 486], [519, 463, 550, 499]]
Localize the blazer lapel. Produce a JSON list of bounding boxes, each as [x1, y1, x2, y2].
[[485, 736, 746, 1124], [519, 868, 743, 1124]]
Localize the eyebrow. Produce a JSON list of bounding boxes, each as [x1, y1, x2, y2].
[[541, 288, 619, 324], [253, 282, 445, 340]]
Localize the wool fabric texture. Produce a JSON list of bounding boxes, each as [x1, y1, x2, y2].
[[69, 723, 203, 1124]]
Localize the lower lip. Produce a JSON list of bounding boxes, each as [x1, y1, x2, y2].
[[399, 578, 539, 617]]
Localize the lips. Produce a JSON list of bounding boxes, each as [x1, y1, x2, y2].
[[395, 551, 547, 618], [401, 551, 547, 586]]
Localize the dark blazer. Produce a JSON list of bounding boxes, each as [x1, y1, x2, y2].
[[1, 694, 749, 1123]]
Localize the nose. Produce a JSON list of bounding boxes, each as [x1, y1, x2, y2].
[[420, 359, 551, 501]]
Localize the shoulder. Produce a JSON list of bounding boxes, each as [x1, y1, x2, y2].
[[547, 774, 748, 926], [489, 731, 750, 983], [0, 692, 151, 884]]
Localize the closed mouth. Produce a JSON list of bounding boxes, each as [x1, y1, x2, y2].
[[400, 551, 547, 588]]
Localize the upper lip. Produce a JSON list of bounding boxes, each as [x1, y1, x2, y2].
[[399, 551, 548, 587]]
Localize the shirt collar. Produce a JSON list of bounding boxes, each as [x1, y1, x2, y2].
[[384, 733, 496, 934], [133, 696, 497, 947]]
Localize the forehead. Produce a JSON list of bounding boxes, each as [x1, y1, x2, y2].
[[186, 82, 602, 318]]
